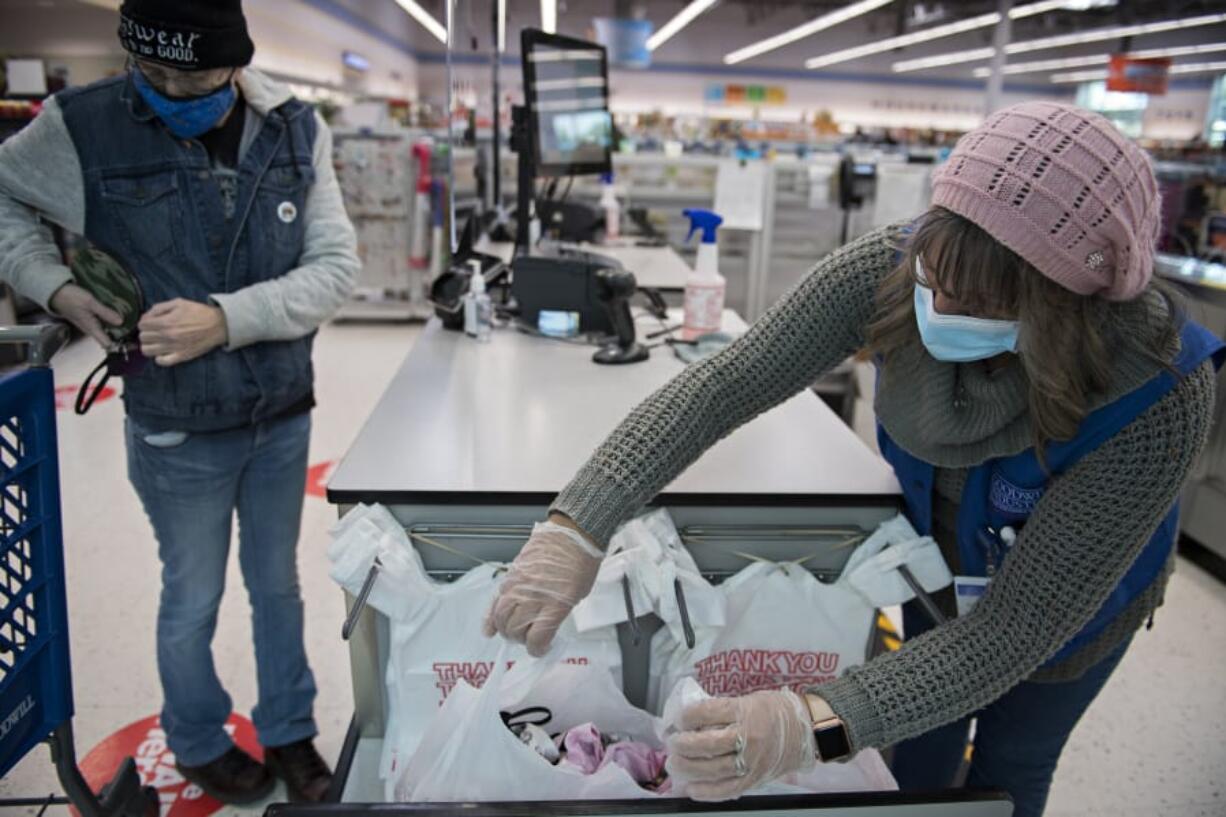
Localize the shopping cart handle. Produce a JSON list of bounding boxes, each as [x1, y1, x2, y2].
[[0, 323, 72, 367]]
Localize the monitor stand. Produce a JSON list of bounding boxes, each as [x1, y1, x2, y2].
[[510, 104, 535, 255]]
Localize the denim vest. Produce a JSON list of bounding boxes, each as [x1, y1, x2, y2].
[[56, 74, 318, 433], [879, 320, 1224, 664]]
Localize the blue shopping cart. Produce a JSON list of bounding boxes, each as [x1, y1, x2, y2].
[[0, 324, 155, 817]]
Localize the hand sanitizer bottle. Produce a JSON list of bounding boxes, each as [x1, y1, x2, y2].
[[464, 260, 493, 343], [600, 172, 620, 240]]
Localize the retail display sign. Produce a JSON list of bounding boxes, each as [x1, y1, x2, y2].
[[73, 714, 260, 817], [342, 51, 370, 73], [593, 18, 653, 69], [714, 159, 767, 230], [705, 84, 787, 106], [1107, 55, 1171, 95]]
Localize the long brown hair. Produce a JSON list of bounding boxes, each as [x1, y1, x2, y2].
[[867, 207, 1182, 449]]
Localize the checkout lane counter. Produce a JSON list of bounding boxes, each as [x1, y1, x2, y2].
[[309, 310, 1011, 816], [1155, 254, 1226, 571]]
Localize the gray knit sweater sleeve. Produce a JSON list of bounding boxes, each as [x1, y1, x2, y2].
[[552, 225, 897, 544], [815, 361, 1217, 752]]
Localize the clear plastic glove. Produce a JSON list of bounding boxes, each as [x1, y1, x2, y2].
[[482, 519, 603, 657], [49, 283, 123, 348], [667, 690, 816, 802]]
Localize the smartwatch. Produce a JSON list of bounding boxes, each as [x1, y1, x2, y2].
[[803, 693, 852, 762]]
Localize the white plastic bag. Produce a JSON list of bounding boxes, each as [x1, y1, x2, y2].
[[328, 504, 425, 623], [573, 508, 725, 644], [394, 648, 879, 802], [326, 504, 622, 799], [395, 649, 666, 802], [841, 514, 953, 606], [379, 561, 622, 795], [651, 514, 951, 708]]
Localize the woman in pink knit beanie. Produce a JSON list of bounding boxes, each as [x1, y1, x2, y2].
[[485, 102, 1222, 817]]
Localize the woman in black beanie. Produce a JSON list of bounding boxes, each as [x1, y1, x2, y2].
[[0, 0, 362, 804]]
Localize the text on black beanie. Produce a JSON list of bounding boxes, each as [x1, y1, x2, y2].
[[119, 0, 254, 71]]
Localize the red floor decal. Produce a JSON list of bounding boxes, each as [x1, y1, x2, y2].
[[74, 714, 263, 817], [55, 384, 116, 411], [305, 460, 336, 499]]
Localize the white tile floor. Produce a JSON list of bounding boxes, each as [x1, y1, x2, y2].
[[1, 321, 1224, 816]]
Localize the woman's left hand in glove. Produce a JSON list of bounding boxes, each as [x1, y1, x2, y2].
[[667, 690, 817, 801]]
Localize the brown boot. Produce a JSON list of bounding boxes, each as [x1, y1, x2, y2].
[[264, 739, 333, 803], [176, 747, 275, 805]]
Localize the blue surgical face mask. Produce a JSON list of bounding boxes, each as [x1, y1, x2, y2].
[[913, 258, 1020, 363], [132, 68, 236, 140]]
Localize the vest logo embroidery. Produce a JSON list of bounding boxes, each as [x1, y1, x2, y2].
[[990, 472, 1043, 517]]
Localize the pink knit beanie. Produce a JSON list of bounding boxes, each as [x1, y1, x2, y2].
[[930, 101, 1160, 301]]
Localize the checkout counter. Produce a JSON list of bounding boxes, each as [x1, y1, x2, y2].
[[299, 306, 1013, 816], [1155, 254, 1226, 571]]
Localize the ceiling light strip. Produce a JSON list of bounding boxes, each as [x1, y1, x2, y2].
[[1007, 12, 1226, 55], [647, 0, 720, 51], [724, 0, 894, 65], [973, 43, 1226, 77], [804, 0, 1096, 71], [1009, 0, 1079, 19], [497, 0, 506, 52], [806, 12, 1000, 69], [541, 0, 557, 34], [1171, 60, 1226, 75], [1050, 70, 1107, 83], [392, 0, 447, 44], [1130, 42, 1226, 60], [893, 47, 998, 72], [972, 53, 1109, 77]]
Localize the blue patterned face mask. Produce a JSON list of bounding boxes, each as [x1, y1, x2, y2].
[[132, 68, 236, 140], [913, 258, 1020, 363]]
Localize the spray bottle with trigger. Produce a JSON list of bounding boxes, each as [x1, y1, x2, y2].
[[681, 208, 725, 341], [409, 141, 432, 270], [428, 178, 447, 281]]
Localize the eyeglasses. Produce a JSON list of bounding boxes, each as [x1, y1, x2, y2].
[[131, 58, 236, 99]]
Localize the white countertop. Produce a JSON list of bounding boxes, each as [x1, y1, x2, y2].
[[327, 311, 900, 504]]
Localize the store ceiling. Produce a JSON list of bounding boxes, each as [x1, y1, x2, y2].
[[320, 0, 1225, 87], [2, 0, 1221, 89]]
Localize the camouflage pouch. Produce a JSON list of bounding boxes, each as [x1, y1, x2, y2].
[[70, 248, 144, 342], [68, 248, 147, 414]]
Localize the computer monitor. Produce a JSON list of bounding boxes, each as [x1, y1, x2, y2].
[[521, 28, 613, 177]]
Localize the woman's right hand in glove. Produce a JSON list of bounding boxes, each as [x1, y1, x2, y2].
[[483, 515, 603, 657]]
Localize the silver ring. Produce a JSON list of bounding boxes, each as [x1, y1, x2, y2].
[[733, 732, 747, 777]]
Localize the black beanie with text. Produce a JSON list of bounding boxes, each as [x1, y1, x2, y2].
[[118, 0, 254, 71]]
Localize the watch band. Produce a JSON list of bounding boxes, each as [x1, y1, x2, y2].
[[802, 692, 852, 762]]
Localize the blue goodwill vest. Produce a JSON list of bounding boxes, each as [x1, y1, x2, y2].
[[56, 74, 318, 433], [879, 320, 1224, 664]]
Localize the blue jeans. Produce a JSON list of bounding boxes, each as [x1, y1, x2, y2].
[[126, 411, 318, 767], [890, 601, 1130, 817]]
